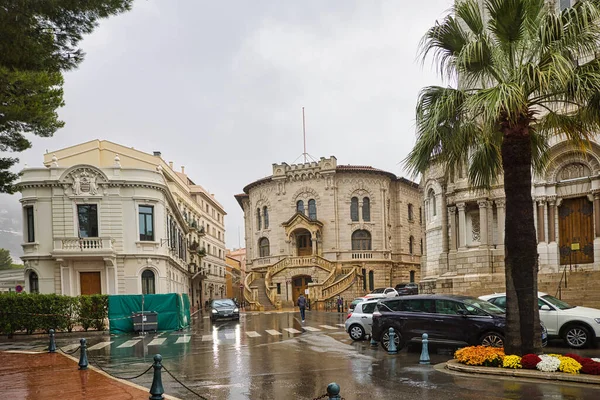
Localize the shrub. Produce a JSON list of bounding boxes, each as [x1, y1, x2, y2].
[[581, 361, 600, 375], [79, 294, 108, 331], [521, 354, 541, 369], [558, 356, 582, 374], [454, 346, 505, 367], [536, 355, 561, 372], [503, 355, 522, 369]]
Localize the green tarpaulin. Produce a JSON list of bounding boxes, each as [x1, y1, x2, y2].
[[108, 293, 191, 334]]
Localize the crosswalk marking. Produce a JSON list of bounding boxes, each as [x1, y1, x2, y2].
[[224, 333, 235, 340], [320, 325, 338, 330], [266, 329, 282, 336], [88, 341, 113, 351], [117, 340, 141, 348], [245, 331, 261, 337], [336, 324, 346, 328], [175, 335, 191, 344], [148, 338, 166, 346], [303, 326, 321, 332], [202, 335, 213, 342], [284, 328, 302, 334], [264, 312, 272, 315]]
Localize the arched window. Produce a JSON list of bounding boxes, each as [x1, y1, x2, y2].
[[308, 199, 317, 220], [368, 270, 374, 291], [263, 206, 269, 229], [350, 197, 359, 221], [420, 239, 423, 254], [408, 204, 414, 221], [296, 200, 305, 215], [259, 237, 270, 257], [419, 207, 422, 224], [410, 270, 415, 283], [409, 236, 414, 254], [29, 271, 39, 294], [352, 230, 372, 250], [362, 197, 370, 221], [256, 208, 262, 230], [428, 189, 437, 217], [142, 270, 155, 294]]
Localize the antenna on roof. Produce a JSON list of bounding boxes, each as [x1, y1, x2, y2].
[[293, 107, 318, 164]]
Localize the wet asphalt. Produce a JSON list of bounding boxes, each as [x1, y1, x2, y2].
[[2, 310, 600, 400]]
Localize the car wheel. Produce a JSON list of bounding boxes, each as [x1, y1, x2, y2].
[[480, 331, 504, 348], [564, 325, 591, 348], [348, 324, 365, 341], [380, 329, 402, 351]]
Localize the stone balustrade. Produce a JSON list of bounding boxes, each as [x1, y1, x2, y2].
[[54, 237, 113, 251]]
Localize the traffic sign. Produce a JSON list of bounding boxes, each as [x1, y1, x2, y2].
[[15, 285, 23, 293]]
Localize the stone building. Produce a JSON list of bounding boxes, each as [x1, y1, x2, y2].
[[236, 156, 422, 310], [17, 140, 227, 307]]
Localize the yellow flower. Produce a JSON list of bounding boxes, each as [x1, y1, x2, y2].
[[558, 356, 582, 374], [503, 355, 522, 369]]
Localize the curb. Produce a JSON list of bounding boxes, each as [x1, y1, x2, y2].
[[446, 359, 600, 385]]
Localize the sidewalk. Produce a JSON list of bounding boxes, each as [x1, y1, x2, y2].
[[0, 351, 172, 400]]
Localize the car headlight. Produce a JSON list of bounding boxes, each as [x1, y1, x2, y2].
[[594, 318, 600, 324], [211, 309, 217, 314], [234, 308, 239, 313]]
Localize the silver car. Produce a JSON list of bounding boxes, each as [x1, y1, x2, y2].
[[345, 298, 379, 340]]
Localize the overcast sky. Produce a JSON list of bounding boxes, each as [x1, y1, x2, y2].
[[1, 0, 453, 250]]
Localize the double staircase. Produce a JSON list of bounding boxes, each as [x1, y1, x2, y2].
[[251, 276, 275, 310]]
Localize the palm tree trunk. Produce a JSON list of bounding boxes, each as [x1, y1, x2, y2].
[[501, 117, 541, 356]]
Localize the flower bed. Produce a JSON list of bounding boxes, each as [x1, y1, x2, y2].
[[454, 346, 600, 376]]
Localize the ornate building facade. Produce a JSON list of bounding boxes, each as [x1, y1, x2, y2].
[[18, 140, 227, 307], [236, 156, 422, 310]]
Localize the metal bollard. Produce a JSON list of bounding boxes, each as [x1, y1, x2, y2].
[[149, 354, 165, 400], [48, 329, 56, 353], [420, 333, 430, 364], [78, 338, 88, 370], [370, 336, 378, 347], [387, 327, 398, 354], [327, 382, 341, 400]]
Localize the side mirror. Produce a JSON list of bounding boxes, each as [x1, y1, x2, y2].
[[540, 304, 552, 311]]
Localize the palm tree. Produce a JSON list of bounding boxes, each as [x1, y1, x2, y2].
[[405, 0, 600, 355]]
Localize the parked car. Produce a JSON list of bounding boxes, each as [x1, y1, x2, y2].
[[345, 298, 379, 340], [364, 287, 398, 299], [395, 283, 419, 296], [479, 292, 600, 348], [210, 298, 240, 322], [349, 297, 368, 312], [371, 294, 547, 351]]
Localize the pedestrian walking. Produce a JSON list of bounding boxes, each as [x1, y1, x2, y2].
[[337, 296, 343, 313], [297, 293, 307, 322]]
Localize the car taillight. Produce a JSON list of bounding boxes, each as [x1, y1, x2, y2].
[[346, 313, 352, 319]]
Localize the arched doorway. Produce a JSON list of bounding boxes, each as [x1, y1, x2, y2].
[[295, 229, 312, 256], [291, 275, 312, 301], [559, 197, 594, 264]]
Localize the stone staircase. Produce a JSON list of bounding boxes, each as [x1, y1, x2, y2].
[[538, 269, 600, 309], [252, 277, 275, 310]]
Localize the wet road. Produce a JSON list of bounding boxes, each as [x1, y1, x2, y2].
[[2, 311, 600, 400]]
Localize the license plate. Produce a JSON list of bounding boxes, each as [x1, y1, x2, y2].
[[224, 314, 231, 317]]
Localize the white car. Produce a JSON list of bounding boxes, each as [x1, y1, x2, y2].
[[345, 298, 379, 340], [364, 287, 398, 299], [479, 292, 600, 348]]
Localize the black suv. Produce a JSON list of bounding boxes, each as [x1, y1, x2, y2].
[[372, 294, 513, 351], [395, 282, 419, 296]]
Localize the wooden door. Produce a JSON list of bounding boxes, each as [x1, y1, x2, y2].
[[558, 197, 594, 265], [296, 232, 312, 256], [292, 276, 311, 301], [80, 272, 102, 295]]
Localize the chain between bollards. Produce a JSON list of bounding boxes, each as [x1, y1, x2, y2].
[[420, 333, 430, 364], [48, 329, 56, 353], [78, 338, 88, 370], [149, 354, 165, 400]]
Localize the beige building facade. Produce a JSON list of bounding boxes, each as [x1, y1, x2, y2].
[[18, 140, 227, 307], [236, 156, 422, 310]]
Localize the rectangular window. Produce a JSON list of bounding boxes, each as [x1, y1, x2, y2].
[[77, 204, 98, 237], [25, 206, 35, 242], [276, 283, 281, 294], [139, 205, 154, 241]]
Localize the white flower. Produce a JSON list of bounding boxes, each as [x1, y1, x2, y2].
[[592, 358, 600, 363], [536, 355, 561, 372]]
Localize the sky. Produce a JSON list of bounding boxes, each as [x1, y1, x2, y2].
[[0, 0, 453, 251]]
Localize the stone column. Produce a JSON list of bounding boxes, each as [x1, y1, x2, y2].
[[594, 192, 600, 238], [548, 198, 556, 242], [478, 200, 488, 247], [441, 188, 449, 253], [311, 235, 317, 255], [537, 199, 546, 243], [448, 206, 457, 251], [457, 202, 467, 249], [496, 199, 505, 247]]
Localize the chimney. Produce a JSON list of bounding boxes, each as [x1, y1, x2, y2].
[[153, 151, 161, 157], [181, 166, 185, 174], [169, 161, 173, 169]]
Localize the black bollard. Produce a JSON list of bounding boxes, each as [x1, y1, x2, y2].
[[149, 354, 165, 400], [327, 382, 341, 400], [48, 329, 56, 353], [78, 338, 88, 370]]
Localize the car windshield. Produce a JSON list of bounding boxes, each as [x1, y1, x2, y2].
[[212, 300, 235, 308], [396, 284, 406, 288], [541, 294, 575, 310], [370, 288, 384, 294], [462, 297, 505, 315]]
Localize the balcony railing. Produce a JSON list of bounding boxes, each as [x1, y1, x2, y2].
[[53, 237, 114, 252]]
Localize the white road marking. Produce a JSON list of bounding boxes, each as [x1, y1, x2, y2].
[[224, 333, 235, 340], [117, 340, 141, 348], [303, 326, 321, 332], [266, 330, 282, 336], [148, 338, 166, 346], [336, 324, 346, 328], [264, 312, 272, 315], [284, 328, 302, 334], [245, 331, 261, 337], [87, 341, 113, 351], [320, 325, 338, 330], [62, 343, 81, 352], [202, 335, 213, 342], [175, 335, 191, 344]]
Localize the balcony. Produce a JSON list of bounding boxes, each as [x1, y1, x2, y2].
[[52, 237, 116, 259]]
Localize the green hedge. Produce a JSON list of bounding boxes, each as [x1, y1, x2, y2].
[[0, 293, 108, 337]]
